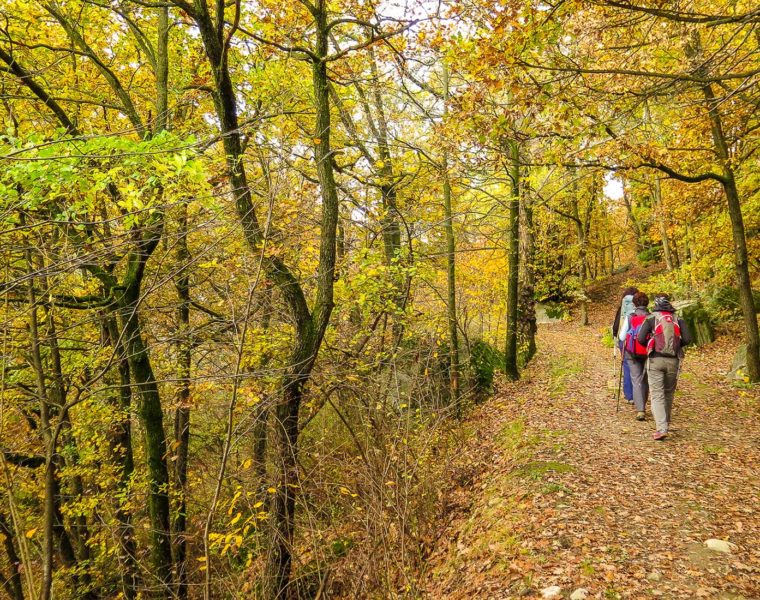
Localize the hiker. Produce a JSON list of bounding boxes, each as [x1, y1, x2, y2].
[[612, 286, 638, 404], [637, 294, 692, 441], [618, 291, 650, 421]]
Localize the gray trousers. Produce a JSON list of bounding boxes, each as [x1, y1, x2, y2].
[[647, 356, 679, 433], [625, 355, 649, 412]]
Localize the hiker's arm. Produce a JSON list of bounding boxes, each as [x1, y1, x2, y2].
[[679, 319, 693, 347], [612, 306, 621, 337], [618, 316, 629, 342], [636, 317, 653, 345]]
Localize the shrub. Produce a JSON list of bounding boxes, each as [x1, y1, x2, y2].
[[469, 339, 504, 395], [637, 245, 661, 266]]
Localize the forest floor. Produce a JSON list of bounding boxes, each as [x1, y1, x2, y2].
[[423, 272, 760, 600]]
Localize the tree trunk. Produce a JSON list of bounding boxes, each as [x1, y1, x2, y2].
[[118, 239, 173, 597], [518, 178, 537, 364], [685, 223, 694, 263], [262, 3, 339, 596], [173, 200, 191, 600], [570, 173, 591, 327], [104, 314, 139, 600], [653, 178, 673, 270], [0, 513, 24, 600], [254, 285, 274, 488], [189, 3, 339, 596], [621, 181, 645, 251], [680, 29, 760, 380], [263, 379, 304, 600], [700, 83, 760, 381], [24, 253, 55, 600], [504, 140, 521, 379], [441, 64, 461, 404]]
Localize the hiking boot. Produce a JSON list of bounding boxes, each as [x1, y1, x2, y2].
[[636, 412, 645, 421], [653, 431, 667, 441]]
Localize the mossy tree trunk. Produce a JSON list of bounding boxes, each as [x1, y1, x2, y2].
[[504, 139, 521, 380]]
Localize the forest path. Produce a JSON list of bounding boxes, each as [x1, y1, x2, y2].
[[423, 277, 760, 600]]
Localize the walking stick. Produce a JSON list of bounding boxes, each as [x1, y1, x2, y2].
[[615, 352, 624, 413]]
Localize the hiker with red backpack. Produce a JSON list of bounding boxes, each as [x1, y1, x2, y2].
[[618, 292, 650, 421], [636, 294, 693, 441]]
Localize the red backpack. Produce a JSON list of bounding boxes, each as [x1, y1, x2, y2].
[[625, 313, 649, 356], [647, 312, 682, 357]]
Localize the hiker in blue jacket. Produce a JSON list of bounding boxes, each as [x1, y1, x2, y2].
[[637, 294, 692, 440], [618, 291, 650, 421], [612, 286, 638, 404]]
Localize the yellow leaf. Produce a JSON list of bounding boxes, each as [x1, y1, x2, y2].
[[197, 556, 207, 562], [253, 501, 264, 509], [25, 528, 37, 539], [230, 512, 242, 526], [267, 487, 276, 494], [313, 138, 321, 145], [242, 459, 252, 470]]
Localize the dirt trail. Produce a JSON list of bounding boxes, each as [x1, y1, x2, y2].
[[424, 278, 760, 600]]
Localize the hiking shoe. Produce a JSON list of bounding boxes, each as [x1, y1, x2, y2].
[[653, 431, 667, 441], [636, 412, 645, 421]]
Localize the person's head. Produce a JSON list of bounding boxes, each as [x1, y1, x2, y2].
[[653, 293, 673, 311], [621, 286, 638, 299], [632, 291, 649, 308]]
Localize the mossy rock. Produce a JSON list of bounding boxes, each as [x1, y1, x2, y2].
[[679, 302, 714, 346], [727, 345, 747, 381]]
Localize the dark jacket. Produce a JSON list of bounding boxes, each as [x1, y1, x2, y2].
[[623, 307, 649, 360], [612, 305, 622, 338], [636, 299, 692, 358]]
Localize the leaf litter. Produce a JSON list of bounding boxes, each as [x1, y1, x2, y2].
[[422, 276, 759, 599]]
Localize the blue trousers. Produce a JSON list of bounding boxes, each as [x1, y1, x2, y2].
[[618, 341, 633, 401]]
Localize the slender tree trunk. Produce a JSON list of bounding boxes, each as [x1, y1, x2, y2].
[[263, 4, 339, 596], [621, 181, 645, 251], [518, 178, 537, 364], [0, 513, 24, 600], [104, 314, 139, 600], [368, 50, 406, 346], [173, 200, 191, 600], [685, 223, 694, 263], [24, 251, 54, 600], [504, 140, 520, 379], [441, 64, 461, 404], [577, 224, 589, 327], [118, 241, 173, 598], [155, 5, 169, 133], [653, 178, 673, 270], [254, 284, 273, 487], [188, 3, 339, 595], [569, 172, 590, 327], [608, 238, 615, 275]]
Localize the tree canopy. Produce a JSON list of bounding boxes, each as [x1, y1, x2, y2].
[[0, 0, 757, 597]]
